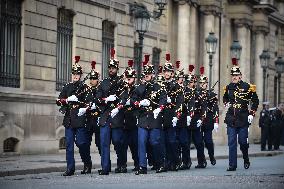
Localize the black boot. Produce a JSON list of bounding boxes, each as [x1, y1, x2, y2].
[[195, 161, 207, 169], [135, 167, 147, 175], [98, 169, 109, 175], [62, 169, 75, 176], [114, 167, 121, 173], [132, 166, 139, 172], [244, 158, 250, 169], [179, 162, 189, 170], [156, 166, 167, 173], [226, 166, 236, 171], [210, 156, 216, 166], [81, 162, 92, 174]]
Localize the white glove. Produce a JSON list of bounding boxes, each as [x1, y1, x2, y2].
[[105, 95, 117, 103], [67, 95, 78, 103], [224, 103, 230, 108], [90, 103, 96, 110], [167, 96, 172, 103], [197, 120, 202, 127], [186, 116, 191, 126], [97, 117, 100, 125], [139, 99, 150, 107], [153, 108, 161, 119], [111, 108, 119, 118], [214, 123, 219, 133], [78, 108, 87, 116], [125, 99, 130, 106], [172, 117, 178, 127], [248, 115, 253, 124]]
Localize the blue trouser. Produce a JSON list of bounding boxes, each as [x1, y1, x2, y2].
[[227, 126, 249, 168], [203, 130, 214, 159], [112, 127, 125, 167], [177, 127, 190, 164], [160, 129, 167, 167], [188, 128, 206, 164], [100, 121, 111, 172], [65, 127, 91, 171], [87, 128, 101, 155], [165, 127, 178, 167], [122, 128, 139, 167], [138, 127, 162, 168]]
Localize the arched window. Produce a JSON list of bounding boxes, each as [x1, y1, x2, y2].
[[0, 0, 22, 88], [56, 8, 75, 91], [59, 137, 66, 149], [102, 20, 115, 78], [3, 137, 19, 152]]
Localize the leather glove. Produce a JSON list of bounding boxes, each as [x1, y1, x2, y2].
[[187, 116, 192, 126], [125, 99, 130, 106], [139, 99, 150, 107], [153, 108, 161, 119], [172, 117, 178, 127], [214, 123, 219, 133], [110, 108, 119, 118], [90, 103, 96, 110], [105, 95, 117, 103], [248, 115, 253, 124], [78, 108, 87, 116], [67, 95, 78, 103], [197, 120, 202, 127], [167, 96, 172, 103]]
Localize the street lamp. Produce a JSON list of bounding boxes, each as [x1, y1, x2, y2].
[[205, 32, 218, 89], [275, 56, 284, 105], [130, 1, 167, 79], [230, 40, 242, 60], [259, 50, 270, 101]]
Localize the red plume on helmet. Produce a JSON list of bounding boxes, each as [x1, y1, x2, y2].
[[175, 61, 180, 69], [200, 66, 205, 75], [166, 53, 170, 62], [158, 65, 163, 74], [75, 56, 80, 63], [91, 61, 96, 69], [189, 65, 195, 73], [232, 58, 238, 66], [110, 48, 115, 59], [144, 54, 150, 63], [128, 59, 134, 68]]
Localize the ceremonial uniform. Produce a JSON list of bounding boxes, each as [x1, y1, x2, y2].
[[223, 59, 259, 171], [162, 55, 184, 171], [56, 56, 91, 176], [96, 49, 126, 175], [131, 58, 167, 174]]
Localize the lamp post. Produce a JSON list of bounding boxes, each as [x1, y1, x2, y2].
[[130, 1, 167, 79], [275, 56, 284, 105], [259, 50, 270, 101], [230, 40, 242, 61], [205, 32, 218, 89]]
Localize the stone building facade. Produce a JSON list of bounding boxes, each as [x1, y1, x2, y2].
[[0, 0, 283, 154]]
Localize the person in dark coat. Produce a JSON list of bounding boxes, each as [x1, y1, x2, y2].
[[199, 69, 219, 166], [271, 103, 284, 150], [223, 58, 259, 171], [259, 102, 272, 151], [131, 55, 167, 175], [56, 56, 92, 176]]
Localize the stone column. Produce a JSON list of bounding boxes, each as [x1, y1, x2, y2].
[[189, 5, 197, 72], [235, 19, 252, 82], [177, 2, 190, 72]]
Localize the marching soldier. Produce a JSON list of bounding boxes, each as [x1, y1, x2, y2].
[[56, 56, 92, 176], [162, 54, 184, 171], [120, 60, 139, 172], [259, 101, 272, 151], [185, 65, 207, 169], [131, 55, 167, 175], [77, 61, 101, 174], [175, 62, 191, 170], [199, 67, 218, 166], [96, 49, 126, 175], [223, 58, 259, 171]]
